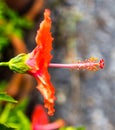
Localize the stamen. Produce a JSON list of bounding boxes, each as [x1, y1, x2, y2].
[[49, 58, 104, 71]]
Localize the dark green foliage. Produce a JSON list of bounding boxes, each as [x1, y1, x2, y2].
[[0, 92, 17, 103], [0, 1, 33, 52], [0, 99, 31, 130], [0, 123, 15, 130]]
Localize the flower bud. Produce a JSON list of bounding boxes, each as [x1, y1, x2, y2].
[[9, 53, 30, 73]]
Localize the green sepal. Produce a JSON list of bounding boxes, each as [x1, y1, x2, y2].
[[9, 53, 30, 73]]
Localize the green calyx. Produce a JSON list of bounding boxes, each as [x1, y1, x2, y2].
[[0, 53, 31, 73]]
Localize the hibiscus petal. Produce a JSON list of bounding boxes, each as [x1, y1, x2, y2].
[[35, 9, 53, 69], [36, 73, 55, 116], [26, 9, 55, 115], [33, 9, 55, 115], [31, 105, 49, 130]]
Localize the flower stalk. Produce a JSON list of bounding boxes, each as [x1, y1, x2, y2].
[[0, 62, 9, 66]]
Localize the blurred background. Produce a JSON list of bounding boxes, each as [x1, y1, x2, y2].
[[0, 0, 115, 130]]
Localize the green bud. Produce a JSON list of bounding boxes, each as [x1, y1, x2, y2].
[[8, 53, 30, 73]]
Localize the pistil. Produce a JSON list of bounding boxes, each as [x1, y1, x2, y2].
[[49, 58, 104, 71]]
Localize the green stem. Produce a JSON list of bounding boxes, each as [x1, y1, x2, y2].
[[0, 62, 9, 66]]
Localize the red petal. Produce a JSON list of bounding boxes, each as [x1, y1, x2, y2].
[[35, 9, 55, 115], [36, 74, 56, 116], [27, 9, 56, 115], [31, 105, 49, 130], [35, 9, 53, 69]]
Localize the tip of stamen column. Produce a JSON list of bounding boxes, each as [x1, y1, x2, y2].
[[99, 59, 104, 69]]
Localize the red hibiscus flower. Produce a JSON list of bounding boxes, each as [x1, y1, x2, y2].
[[0, 9, 104, 116], [31, 105, 65, 130]]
